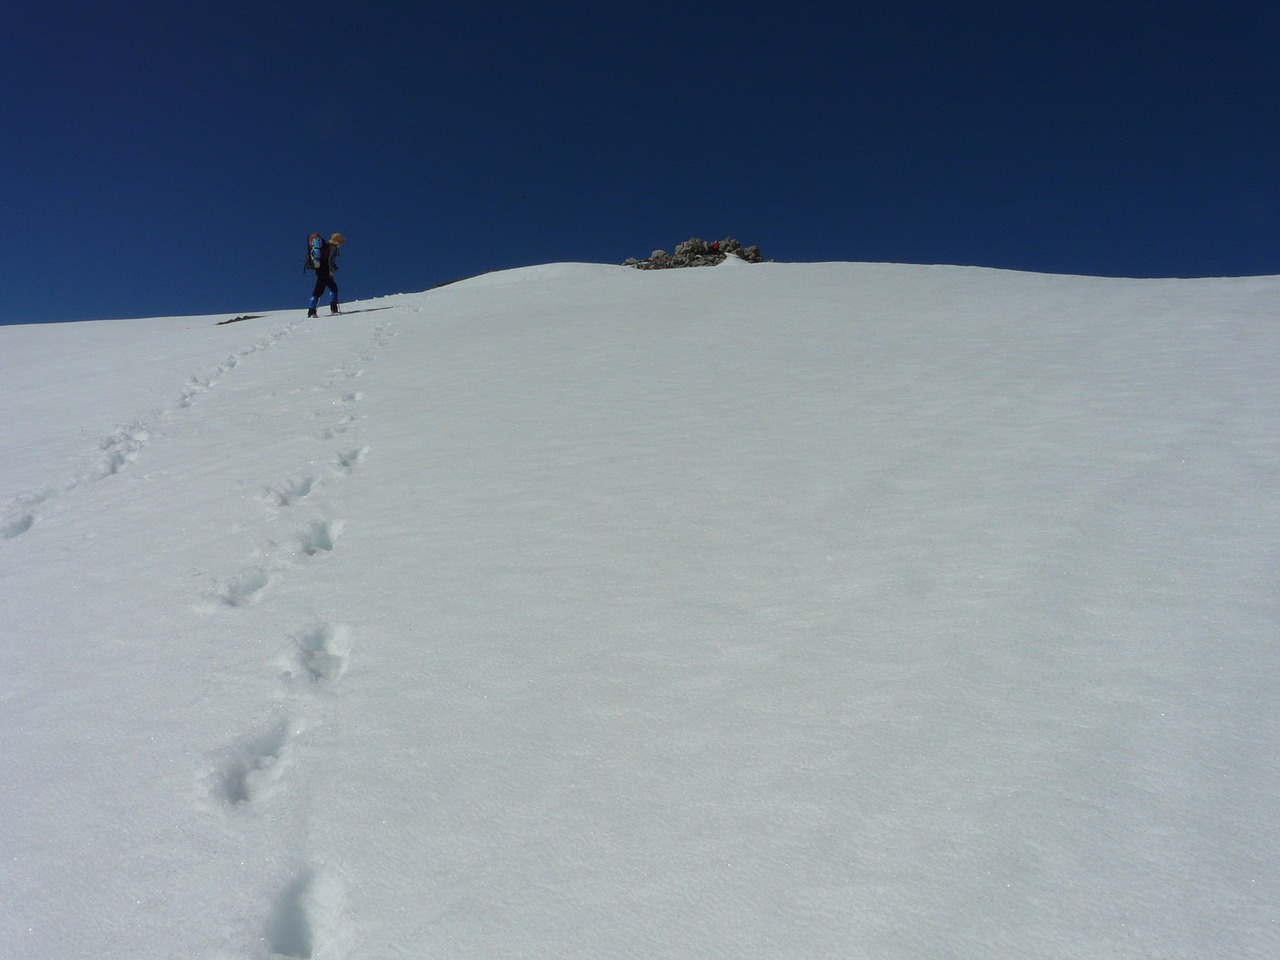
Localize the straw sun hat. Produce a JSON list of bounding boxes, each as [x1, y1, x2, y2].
[[330, 233, 346, 246]]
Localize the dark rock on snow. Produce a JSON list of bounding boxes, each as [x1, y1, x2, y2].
[[625, 237, 764, 270]]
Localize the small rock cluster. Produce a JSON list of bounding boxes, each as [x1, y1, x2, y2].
[[625, 237, 764, 270]]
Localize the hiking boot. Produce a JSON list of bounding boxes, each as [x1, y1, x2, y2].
[[307, 308, 318, 318], [330, 302, 340, 315]]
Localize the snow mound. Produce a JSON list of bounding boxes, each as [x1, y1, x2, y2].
[[2, 262, 1277, 958]]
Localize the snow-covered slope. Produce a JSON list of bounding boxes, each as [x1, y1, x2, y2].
[[2, 261, 1277, 959]]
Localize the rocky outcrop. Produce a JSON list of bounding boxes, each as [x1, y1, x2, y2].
[[625, 237, 764, 270]]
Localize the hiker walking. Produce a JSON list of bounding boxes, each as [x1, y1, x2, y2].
[[305, 232, 346, 316]]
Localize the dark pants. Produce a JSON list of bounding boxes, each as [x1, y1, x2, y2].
[[311, 268, 338, 304]]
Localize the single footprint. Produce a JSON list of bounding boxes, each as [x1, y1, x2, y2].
[[335, 447, 369, 472], [297, 520, 343, 557], [99, 428, 149, 476], [317, 415, 358, 440], [205, 568, 270, 609], [265, 867, 352, 960], [212, 716, 300, 805], [262, 475, 317, 507], [2, 512, 34, 539], [321, 366, 363, 388], [266, 869, 315, 958], [292, 623, 351, 684]]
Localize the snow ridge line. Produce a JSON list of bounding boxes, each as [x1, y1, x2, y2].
[[201, 318, 397, 958], [1, 314, 306, 543]]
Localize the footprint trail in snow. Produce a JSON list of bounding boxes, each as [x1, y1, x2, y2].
[[196, 317, 392, 956], [0, 314, 306, 542]]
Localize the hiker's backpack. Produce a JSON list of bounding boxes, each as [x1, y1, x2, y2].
[[304, 233, 328, 272]]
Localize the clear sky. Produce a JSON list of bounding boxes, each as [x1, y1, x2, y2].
[[3, 1, 1278, 324]]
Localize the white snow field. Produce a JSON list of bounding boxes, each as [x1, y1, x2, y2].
[[1, 260, 1277, 959]]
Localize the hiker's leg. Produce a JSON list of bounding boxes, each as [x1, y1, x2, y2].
[[311, 272, 327, 308]]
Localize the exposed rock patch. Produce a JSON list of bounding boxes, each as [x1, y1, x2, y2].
[[625, 237, 764, 270]]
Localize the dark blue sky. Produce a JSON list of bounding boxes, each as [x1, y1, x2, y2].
[[3, 2, 1278, 324]]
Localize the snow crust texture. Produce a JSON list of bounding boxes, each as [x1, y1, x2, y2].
[[1, 262, 1277, 959]]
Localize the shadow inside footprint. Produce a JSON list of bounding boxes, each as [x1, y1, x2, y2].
[[221, 568, 270, 606], [264, 476, 317, 507], [266, 869, 315, 959], [3, 513, 34, 539], [298, 520, 343, 557], [295, 623, 351, 684], [214, 717, 296, 805], [335, 446, 369, 472]]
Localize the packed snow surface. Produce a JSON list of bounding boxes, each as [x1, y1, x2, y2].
[[1, 261, 1277, 959]]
